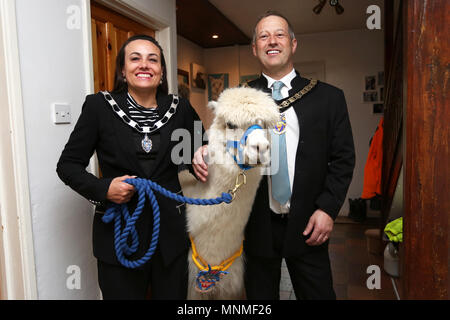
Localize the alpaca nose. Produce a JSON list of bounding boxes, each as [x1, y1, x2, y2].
[[251, 141, 268, 158], [246, 130, 269, 156], [258, 141, 269, 152], [250, 142, 264, 152]]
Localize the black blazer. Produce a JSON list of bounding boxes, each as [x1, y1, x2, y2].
[[56, 91, 202, 267], [244, 72, 355, 258]]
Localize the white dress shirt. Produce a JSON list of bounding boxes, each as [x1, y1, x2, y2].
[[262, 69, 299, 214]]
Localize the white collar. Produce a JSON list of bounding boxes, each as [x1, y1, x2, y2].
[[262, 68, 296, 90]]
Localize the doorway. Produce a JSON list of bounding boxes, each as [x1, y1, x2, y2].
[[90, 1, 155, 92]]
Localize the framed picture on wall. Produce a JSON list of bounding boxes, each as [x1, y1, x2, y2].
[[365, 75, 376, 90], [363, 91, 378, 102], [239, 74, 259, 86], [190, 63, 206, 90], [177, 69, 189, 86], [208, 73, 229, 101]]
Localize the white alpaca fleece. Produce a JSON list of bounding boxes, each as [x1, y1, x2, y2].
[[213, 87, 279, 129], [182, 87, 279, 299]]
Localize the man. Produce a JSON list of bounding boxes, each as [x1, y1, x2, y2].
[[193, 11, 355, 300]]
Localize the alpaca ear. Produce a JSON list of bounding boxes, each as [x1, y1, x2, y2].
[[208, 100, 218, 111]]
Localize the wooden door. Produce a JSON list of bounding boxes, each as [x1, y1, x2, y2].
[[90, 1, 155, 92], [403, 0, 449, 299], [382, 0, 449, 300]]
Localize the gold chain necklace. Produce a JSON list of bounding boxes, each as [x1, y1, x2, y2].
[[277, 78, 317, 110], [272, 79, 317, 135], [242, 78, 317, 109]]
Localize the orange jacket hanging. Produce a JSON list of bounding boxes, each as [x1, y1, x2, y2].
[[361, 117, 383, 199]]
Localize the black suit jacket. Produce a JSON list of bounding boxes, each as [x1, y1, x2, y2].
[[57, 91, 202, 267], [244, 72, 355, 258]]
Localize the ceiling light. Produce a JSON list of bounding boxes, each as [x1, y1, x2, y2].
[[313, 0, 326, 14], [212, 35, 219, 39], [313, 0, 344, 15], [330, 0, 344, 15]]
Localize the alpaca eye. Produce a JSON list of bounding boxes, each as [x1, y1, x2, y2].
[[226, 122, 238, 129]]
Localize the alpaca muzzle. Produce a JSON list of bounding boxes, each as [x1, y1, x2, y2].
[[225, 124, 265, 170]]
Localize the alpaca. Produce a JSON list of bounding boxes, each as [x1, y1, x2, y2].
[[180, 87, 279, 299]]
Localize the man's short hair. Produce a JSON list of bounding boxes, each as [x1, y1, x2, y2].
[[252, 10, 296, 44]]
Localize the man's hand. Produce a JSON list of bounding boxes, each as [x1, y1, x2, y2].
[[303, 209, 334, 246], [106, 175, 136, 204], [192, 145, 209, 182]]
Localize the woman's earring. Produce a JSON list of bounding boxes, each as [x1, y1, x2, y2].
[[123, 74, 126, 82]]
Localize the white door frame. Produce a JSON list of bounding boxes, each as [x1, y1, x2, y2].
[[0, 0, 37, 300]]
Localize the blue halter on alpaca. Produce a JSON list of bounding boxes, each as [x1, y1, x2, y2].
[[225, 124, 263, 171]]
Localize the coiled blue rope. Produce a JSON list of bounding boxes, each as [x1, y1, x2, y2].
[[102, 178, 233, 269]]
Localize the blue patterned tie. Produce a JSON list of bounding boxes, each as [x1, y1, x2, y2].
[[271, 81, 291, 205]]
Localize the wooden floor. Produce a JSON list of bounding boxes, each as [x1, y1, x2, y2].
[[280, 216, 401, 300]]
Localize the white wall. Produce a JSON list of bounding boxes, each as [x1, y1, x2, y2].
[[15, 0, 98, 299], [204, 45, 241, 87], [13, 0, 177, 299], [177, 36, 211, 126], [199, 29, 384, 216]]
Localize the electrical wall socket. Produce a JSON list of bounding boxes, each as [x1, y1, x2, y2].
[[52, 103, 71, 124]]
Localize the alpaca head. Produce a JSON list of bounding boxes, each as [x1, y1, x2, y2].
[[207, 87, 279, 169]]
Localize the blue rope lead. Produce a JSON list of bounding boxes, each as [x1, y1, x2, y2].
[[102, 178, 233, 269]]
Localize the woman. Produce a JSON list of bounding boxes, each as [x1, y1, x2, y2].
[[57, 35, 201, 299]]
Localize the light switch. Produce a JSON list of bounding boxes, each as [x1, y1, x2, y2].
[[53, 103, 71, 124]]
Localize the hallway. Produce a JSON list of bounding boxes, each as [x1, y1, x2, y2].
[[280, 217, 400, 300]]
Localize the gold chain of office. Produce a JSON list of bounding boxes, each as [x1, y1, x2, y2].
[[277, 78, 317, 110], [243, 78, 317, 109]]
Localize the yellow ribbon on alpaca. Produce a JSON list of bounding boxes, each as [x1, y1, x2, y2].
[[190, 236, 243, 272]]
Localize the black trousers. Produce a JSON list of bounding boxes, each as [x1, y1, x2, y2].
[[244, 214, 336, 300], [97, 247, 188, 300]]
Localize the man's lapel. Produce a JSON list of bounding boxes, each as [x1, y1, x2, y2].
[[247, 75, 271, 94], [288, 70, 310, 97]]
